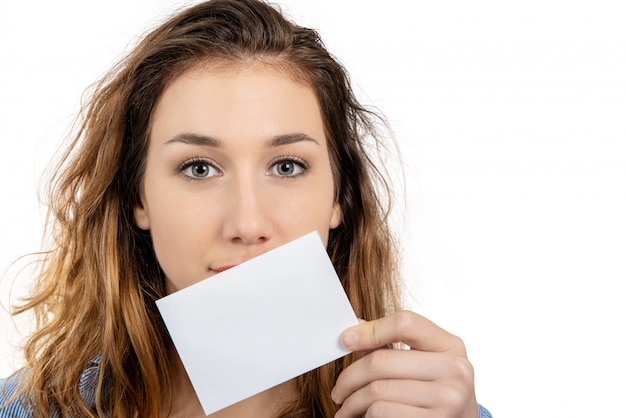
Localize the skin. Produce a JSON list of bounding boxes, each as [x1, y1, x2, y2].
[[134, 64, 342, 294], [135, 63, 479, 417], [136, 63, 340, 417], [333, 312, 479, 418]]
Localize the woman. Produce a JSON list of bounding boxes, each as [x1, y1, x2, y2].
[[0, 0, 491, 416]]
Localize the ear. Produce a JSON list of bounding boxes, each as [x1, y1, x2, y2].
[[330, 202, 342, 229], [133, 201, 151, 230]]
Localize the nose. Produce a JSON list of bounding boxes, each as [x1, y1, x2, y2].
[[221, 176, 273, 245]]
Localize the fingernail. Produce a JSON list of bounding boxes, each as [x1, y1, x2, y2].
[[342, 330, 359, 348]]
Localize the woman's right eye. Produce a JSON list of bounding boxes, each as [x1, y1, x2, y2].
[[180, 159, 220, 179]]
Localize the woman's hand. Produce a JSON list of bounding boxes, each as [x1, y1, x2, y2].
[[331, 310, 479, 418]]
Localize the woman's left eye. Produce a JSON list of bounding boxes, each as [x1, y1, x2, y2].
[[268, 158, 307, 177]]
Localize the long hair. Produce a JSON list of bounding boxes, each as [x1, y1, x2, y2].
[[7, 0, 401, 416]]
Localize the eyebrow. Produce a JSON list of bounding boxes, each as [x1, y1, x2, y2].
[[164, 132, 320, 147], [268, 133, 320, 147], [165, 133, 221, 147]]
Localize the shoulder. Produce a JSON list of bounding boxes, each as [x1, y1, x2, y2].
[[0, 372, 33, 417], [0, 359, 101, 417], [479, 403, 494, 418]]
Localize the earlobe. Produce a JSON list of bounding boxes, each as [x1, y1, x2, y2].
[[330, 203, 342, 229], [133, 203, 151, 230]]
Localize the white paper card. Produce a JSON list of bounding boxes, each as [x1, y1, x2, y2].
[[156, 232, 358, 416]]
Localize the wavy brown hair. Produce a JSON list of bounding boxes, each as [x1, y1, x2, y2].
[[5, 0, 401, 416]]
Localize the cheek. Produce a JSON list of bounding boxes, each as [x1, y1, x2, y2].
[[144, 191, 219, 286], [282, 186, 337, 241], [149, 210, 195, 262], [150, 218, 212, 290]]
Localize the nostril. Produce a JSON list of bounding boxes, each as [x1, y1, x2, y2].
[[221, 196, 274, 244]]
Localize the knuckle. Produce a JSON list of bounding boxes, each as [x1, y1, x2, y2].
[[367, 379, 390, 399], [365, 400, 389, 418], [365, 349, 391, 374], [449, 357, 475, 386], [394, 310, 418, 337], [450, 334, 468, 355], [439, 383, 467, 412], [368, 317, 382, 347]]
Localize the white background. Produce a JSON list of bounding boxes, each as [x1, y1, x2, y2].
[[1, 1, 625, 417]]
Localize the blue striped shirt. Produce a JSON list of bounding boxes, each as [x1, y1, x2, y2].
[[1, 367, 493, 417]]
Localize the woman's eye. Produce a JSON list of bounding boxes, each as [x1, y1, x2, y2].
[[181, 160, 219, 179], [269, 159, 306, 177]]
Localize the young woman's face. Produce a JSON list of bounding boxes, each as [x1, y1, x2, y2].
[[134, 65, 342, 293]]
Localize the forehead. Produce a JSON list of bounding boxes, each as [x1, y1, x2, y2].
[[158, 59, 317, 111], [149, 63, 327, 146]]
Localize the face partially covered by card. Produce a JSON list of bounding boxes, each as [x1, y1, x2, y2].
[[156, 232, 359, 416]]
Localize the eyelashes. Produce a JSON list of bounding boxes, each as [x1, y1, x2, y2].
[[178, 157, 221, 180], [178, 155, 309, 181], [267, 156, 308, 178]]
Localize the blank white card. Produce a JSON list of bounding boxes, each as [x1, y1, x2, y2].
[[156, 232, 359, 415]]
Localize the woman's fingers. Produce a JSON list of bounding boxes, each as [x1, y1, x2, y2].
[[332, 310, 479, 418], [339, 399, 427, 418], [342, 310, 466, 355], [331, 349, 474, 405], [334, 379, 437, 418]]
